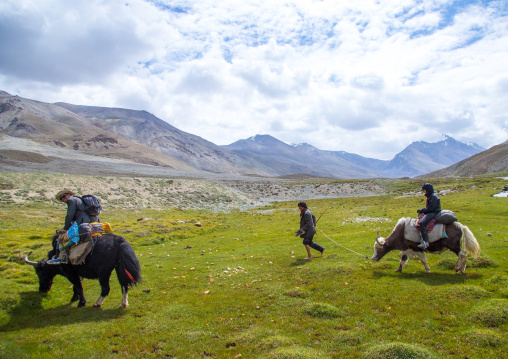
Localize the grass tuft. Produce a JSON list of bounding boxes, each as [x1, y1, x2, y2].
[[468, 255, 500, 268], [469, 299, 508, 327], [304, 302, 344, 319], [284, 288, 309, 298], [464, 329, 505, 348], [263, 345, 325, 359], [258, 335, 295, 350], [333, 331, 363, 346], [435, 255, 499, 270], [437, 285, 490, 302], [364, 342, 436, 359]]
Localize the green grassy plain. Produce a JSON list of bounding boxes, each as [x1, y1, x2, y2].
[[0, 175, 507, 358]]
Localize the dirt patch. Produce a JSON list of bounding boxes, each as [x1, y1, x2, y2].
[[0, 150, 52, 163]]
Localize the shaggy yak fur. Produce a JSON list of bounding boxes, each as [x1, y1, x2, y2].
[[25, 233, 141, 308], [371, 218, 480, 273]]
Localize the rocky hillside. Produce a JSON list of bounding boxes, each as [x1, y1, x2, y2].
[[423, 140, 508, 177], [0, 93, 193, 170], [55, 102, 259, 175]]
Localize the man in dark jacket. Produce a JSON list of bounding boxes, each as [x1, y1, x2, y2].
[[47, 190, 100, 264], [295, 201, 324, 259], [417, 183, 441, 249]]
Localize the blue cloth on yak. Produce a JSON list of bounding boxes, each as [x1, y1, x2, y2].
[[66, 222, 80, 245], [59, 222, 84, 249], [57, 222, 98, 250]]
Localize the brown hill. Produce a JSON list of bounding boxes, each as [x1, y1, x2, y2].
[[421, 140, 508, 177], [0, 93, 195, 171], [54, 103, 261, 175]]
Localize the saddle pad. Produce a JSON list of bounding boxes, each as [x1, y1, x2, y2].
[[404, 217, 445, 243], [67, 240, 94, 265]]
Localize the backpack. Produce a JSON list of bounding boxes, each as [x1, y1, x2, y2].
[[79, 194, 102, 216], [435, 210, 457, 224]]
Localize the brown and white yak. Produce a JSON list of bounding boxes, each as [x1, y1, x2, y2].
[[371, 217, 480, 273]]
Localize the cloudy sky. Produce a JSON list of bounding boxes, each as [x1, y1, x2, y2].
[[1, 0, 507, 159]]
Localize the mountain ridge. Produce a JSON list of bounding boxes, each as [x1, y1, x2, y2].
[[1, 90, 500, 179], [225, 134, 485, 178], [54, 102, 255, 174]]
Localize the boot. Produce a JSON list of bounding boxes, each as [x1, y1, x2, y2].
[[47, 249, 61, 264], [418, 227, 429, 249], [47, 255, 61, 264]]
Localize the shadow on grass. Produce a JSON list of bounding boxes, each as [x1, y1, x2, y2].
[[372, 271, 483, 285], [0, 291, 125, 333], [289, 258, 317, 266]]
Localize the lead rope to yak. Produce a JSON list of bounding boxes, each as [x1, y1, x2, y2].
[[317, 227, 370, 259]]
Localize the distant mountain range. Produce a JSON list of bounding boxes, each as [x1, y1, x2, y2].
[[1, 90, 503, 179], [224, 134, 486, 178]]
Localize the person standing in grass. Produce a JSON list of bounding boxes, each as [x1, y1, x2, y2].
[[295, 201, 324, 259]]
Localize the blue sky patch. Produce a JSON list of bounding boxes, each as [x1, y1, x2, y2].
[[145, 0, 190, 14]]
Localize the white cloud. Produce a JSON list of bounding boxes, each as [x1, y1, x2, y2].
[[0, 0, 507, 159]]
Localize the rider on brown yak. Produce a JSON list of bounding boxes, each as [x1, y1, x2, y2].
[[417, 183, 441, 249]]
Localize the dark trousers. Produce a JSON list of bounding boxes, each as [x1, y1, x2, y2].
[[302, 235, 324, 252], [419, 213, 437, 241]]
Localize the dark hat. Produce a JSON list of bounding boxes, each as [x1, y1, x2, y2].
[[297, 201, 307, 208], [55, 189, 74, 201]]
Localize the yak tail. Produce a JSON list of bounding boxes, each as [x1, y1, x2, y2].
[[117, 240, 142, 287], [457, 222, 480, 258]]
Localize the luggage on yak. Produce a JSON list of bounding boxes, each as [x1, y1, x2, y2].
[[79, 194, 102, 216], [435, 210, 457, 224], [57, 222, 113, 265]]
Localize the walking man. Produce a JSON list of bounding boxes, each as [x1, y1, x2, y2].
[[295, 201, 324, 259]]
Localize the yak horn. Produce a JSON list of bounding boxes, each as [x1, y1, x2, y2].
[[376, 237, 384, 246], [24, 251, 39, 267]]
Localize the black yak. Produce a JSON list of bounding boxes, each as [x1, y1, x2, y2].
[[24, 233, 141, 308]]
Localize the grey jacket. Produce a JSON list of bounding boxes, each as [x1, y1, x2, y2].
[[64, 196, 99, 230], [299, 209, 316, 239]]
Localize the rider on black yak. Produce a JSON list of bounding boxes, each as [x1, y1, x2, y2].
[[417, 183, 441, 249]]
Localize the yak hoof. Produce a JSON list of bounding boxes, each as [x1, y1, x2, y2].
[[457, 265, 467, 274], [93, 303, 102, 308], [120, 303, 129, 309], [78, 301, 86, 307], [425, 270, 431, 274]]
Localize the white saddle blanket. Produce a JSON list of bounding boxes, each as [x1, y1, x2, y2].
[[404, 218, 445, 243]]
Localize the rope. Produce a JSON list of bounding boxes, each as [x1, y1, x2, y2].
[[317, 227, 370, 259]]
